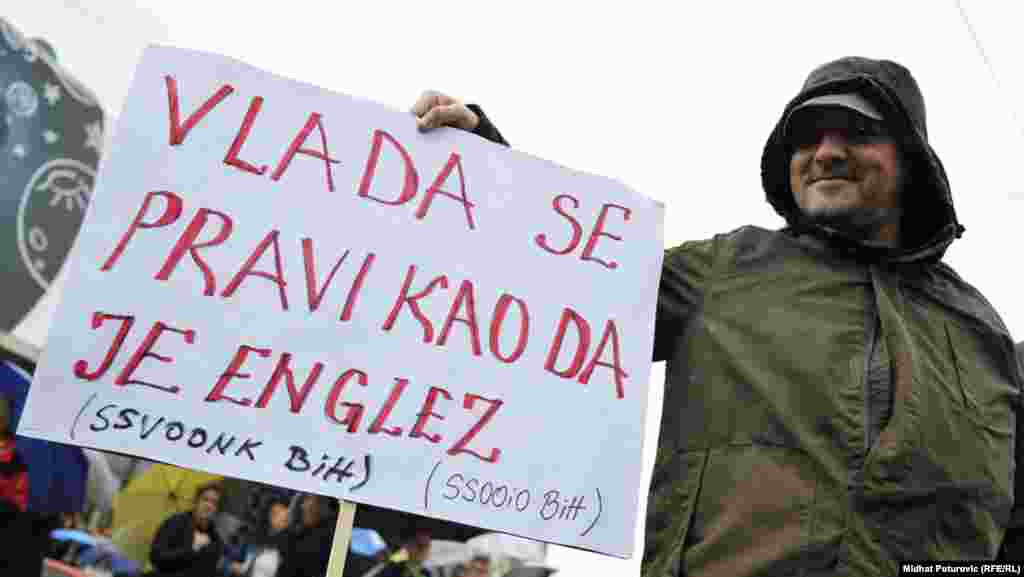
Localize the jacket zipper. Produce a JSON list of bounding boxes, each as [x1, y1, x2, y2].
[[863, 288, 880, 455]]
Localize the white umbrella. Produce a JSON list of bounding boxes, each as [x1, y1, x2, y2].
[[467, 533, 546, 565], [424, 539, 473, 569]]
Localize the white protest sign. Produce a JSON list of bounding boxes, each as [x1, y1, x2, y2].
[[18, 45, 664, 558]]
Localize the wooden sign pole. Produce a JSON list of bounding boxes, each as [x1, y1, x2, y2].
[[325, 500, 358, 577]]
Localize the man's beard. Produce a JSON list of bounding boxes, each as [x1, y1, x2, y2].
[[802, 204, 901, 245]]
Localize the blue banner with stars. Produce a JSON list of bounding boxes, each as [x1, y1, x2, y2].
[[0, 17, 105, 332]]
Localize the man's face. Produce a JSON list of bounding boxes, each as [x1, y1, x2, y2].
[[788, 107, 904, 244], [301, 495, 320, 527], [193, 488, 220, 528], [407, 530, 432, 563], [268, 503, 290, 532]]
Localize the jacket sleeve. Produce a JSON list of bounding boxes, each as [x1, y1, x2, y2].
[[998, 343, 1024, 560], [275, 536, 297, 577], [150, 513, 198, 570], [652, 238, 716, 363], [465, 104, 509, 147]]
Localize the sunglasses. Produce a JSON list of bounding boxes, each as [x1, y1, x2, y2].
[[786, 107, 892, 151]]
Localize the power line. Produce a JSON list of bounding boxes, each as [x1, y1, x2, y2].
[[954, 0, 1024, 144]]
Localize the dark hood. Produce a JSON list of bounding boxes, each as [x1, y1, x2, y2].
[[761, 56, 963, 264]]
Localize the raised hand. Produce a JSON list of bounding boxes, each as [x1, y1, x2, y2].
[[411, 90, 480, 132]]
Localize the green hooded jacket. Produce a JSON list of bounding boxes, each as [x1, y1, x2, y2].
[[641, 57, 1024, 576]]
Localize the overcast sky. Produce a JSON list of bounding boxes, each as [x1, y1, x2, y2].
[[6, 2, 1023, 575]]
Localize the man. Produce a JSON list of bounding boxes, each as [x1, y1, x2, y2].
[[0, 393, 28, 513], [224, 497, 292, 576], [276, 494, 336, 577], [0, 391, 35, 574], [414, 57, 1023, 575], [149, 481, 226, 577], [364, 522, 434, 577]]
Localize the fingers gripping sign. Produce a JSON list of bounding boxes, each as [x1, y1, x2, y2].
[[412, 90, 480, 132]]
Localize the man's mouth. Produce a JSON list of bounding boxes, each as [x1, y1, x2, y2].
[[809, 176, 853, 185]]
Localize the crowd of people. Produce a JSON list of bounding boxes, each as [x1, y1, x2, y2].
[[144, 481, 335, 577], [144, 481, 522, 577], [1, 380, 541, 577], [28, 472, 515, 577]]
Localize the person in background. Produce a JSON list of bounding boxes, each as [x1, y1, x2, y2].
[[462, 555, 490, 577], [0, 392, 37, 574], [365, 522, 434, 577], [276, 494, 336, 577], [224, 497, 293, 577], [0, 393, 28, 513], [342, 539, 389, 577], [149, 480, 225, 577]]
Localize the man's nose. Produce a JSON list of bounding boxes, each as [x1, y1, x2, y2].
[[812, 131, 849, 164]]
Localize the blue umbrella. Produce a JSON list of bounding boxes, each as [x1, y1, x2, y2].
[[350, 527, 388, 558], [50, 528, 98, 547], [50, 532, 145, 577]]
